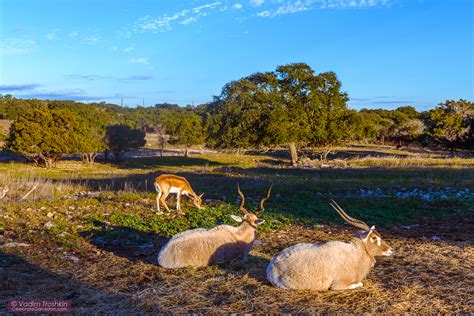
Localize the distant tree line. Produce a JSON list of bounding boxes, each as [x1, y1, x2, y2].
[[0, 63, 472, 167]]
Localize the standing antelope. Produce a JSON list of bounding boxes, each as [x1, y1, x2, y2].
[[157, 184, 271, 269], [154, 174, 204, 213], [266, 200, 393, 290]]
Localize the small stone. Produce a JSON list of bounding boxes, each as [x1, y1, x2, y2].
[[1, 242, 31, 248], [64, 254, 80, 263], [47, 212, 54, 218], [430, 235, 442, 241], [44, 221, 55, 229], [40, 206, 47, 211]]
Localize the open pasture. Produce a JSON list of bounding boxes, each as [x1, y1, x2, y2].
[[1, 148, 473, 313]]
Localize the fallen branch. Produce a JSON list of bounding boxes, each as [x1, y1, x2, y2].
[[0, 186, 9, 199], [21, 183, 39, 200]]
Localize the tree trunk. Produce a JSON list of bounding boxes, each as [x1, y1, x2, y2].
[[288, 142, 298, 165], [184, 147, 189, 158]]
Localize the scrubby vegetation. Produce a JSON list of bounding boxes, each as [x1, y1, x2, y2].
[[1, 63, 472, 168], [0, 149, 473, 313]]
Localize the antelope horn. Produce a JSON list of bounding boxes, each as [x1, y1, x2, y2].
[[237, 183, 249, 215], [256, 185, 272, 214], [330, 199, 370, 231]]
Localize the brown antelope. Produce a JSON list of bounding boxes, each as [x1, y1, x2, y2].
[[267, 200, 393, 290], [154, 174, 204, 212], [157, 184, 271, 268]]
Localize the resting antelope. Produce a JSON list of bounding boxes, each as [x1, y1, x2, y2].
[[154, 174, 204, 213], [157, 184, 271, 268], [266, 200, 393, 290]]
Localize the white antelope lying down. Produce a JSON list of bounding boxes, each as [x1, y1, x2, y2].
[[157, 184, 272, 269], [267, 200, 393, 290]]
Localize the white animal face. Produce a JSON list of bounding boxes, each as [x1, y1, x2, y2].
[[230, 213, 264, 226], [362, 228, 393, 257]]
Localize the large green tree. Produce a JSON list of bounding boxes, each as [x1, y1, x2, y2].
[[207, 63, 352, 163], [6, 108, 83, 167], [426, 99, 473, 153], [106, 124, 146, 161], [161, 110, 204, 157]]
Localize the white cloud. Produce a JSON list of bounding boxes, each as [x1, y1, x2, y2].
[[132, 1, 222, 34], [180, 17, 197, 25], [257, 10, 271, 17], [250, 0, 264, 7], [83, 35, 100, 45], [46, 29, 59, 41], [0, 38, 38, 56], [130, 57, 149, 64], [68, 31, 79, 38], [257, 0, 393, 17], [193, 2, 221, 13], [233, 3, 243, 9], [123, 44, 135, 52]]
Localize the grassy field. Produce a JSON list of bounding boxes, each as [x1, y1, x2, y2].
[[1, 146, 473, 313]]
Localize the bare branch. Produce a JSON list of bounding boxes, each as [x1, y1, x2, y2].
[[21, 183, 39, 200]]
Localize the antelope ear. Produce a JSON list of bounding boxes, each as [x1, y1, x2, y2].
[[369, 225, 375, 232], [255, 219, 265, 225], [230, 215, 243, 222]]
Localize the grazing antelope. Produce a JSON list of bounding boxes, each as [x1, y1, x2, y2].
[[266, 200, 393, 290], [157, 184, 272, 269], [154, 174, 204, 212]]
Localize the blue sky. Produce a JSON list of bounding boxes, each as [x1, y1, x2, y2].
[[0, 0, 472, 110]]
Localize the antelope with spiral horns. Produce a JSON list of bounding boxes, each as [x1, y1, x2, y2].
[[154, 174, 204, 213], [266, 200, 393, 290], [157, 184, 272, 269]]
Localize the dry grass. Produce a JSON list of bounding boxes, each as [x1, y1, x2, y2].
[[2, 214, 472, 313], [1, 148, 473, 313]]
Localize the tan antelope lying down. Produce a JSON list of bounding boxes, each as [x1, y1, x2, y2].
[[266, 200, 393, 290], [154, 174, 204, 212], [157, 184, 271, 269]]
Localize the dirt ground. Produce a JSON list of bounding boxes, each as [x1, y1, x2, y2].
[[1, 212, 473, 313]]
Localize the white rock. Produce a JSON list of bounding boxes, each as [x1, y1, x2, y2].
[[1, 242, 31, 248]]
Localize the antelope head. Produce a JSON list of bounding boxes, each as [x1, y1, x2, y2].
[[231, 184, 272, 228], [330, 200, 393, 257], [193, 193, 205, 209]]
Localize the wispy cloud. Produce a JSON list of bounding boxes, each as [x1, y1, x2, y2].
[[66, 74, 153, 82], [250, 0, 264, 7], [68, 31, 79, 39], [257, 0, 394, 17], [83, 35, 101, 45], [123, 44, 136, 53], [129, 1, 222, 34], [351, 95, 414, 105], [232, 3, 243, 9], [16, 88, 136, 102], [180, 17, 197, 25], [46, 29, 60, 41], [130, 57, 149, 64], [0, 38, 39, 56], [119, 75, 153, 81], [0, 84, 42, 92], [66, 74, 111, 81]]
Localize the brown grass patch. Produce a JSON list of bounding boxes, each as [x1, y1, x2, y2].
[[1, 213, 473, 313]]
